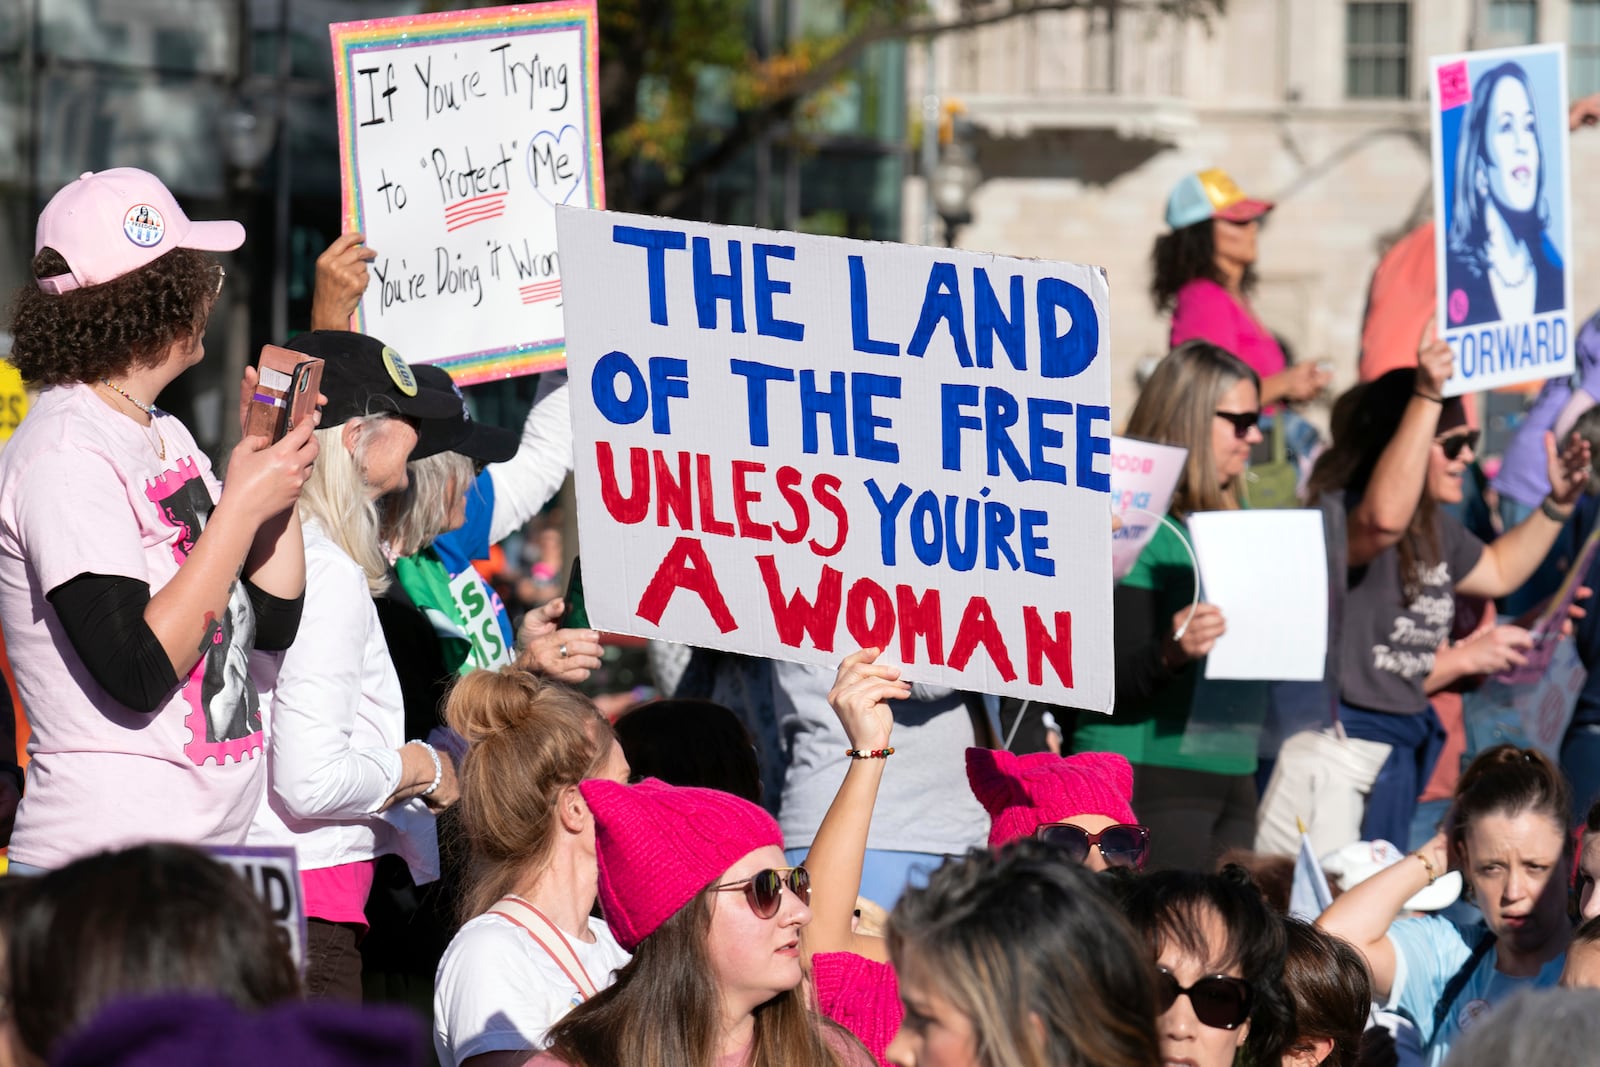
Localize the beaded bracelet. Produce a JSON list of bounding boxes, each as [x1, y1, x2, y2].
[[846, 747, 896, 760], [1411, 850, 1439, 885], [408, 739, 443, 797]]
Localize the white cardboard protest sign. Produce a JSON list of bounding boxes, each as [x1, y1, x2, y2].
[[208, 845, 307, 971], [1110, 437, 1186, 580], [1188, 510, 1327, 682], [556, 207, 1115, 709], [1430, 43, 1574, 396], [330, 2, 604, 383]]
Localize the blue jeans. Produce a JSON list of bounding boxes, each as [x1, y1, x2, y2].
[[1338, 702, 1447, 848], [785, 847, 944, 910]]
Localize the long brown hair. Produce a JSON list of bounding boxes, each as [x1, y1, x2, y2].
[[445, 668, 615, 920], [889, 841, 1161, 1067], [543, 890, 862, 1067], [1305, 369, 1465, 600], [1124, 340, 1260, 518], [1281, 919, 1371, 1067]]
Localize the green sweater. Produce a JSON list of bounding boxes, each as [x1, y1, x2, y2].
[[1073, 517, 1265, 775]]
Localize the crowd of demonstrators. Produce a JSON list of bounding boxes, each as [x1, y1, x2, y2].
[[17, 116, 1600, 1067]]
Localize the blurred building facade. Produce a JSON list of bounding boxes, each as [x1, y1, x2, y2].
[[909, 0, 1600, 418]]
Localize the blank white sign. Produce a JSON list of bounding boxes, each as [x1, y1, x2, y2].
[[1187, 509, 1328, 682]]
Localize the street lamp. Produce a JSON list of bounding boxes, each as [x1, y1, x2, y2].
[[931, 116, 981, 247]]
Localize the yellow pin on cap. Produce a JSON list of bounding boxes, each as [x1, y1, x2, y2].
[[381, 346, 418, 397]]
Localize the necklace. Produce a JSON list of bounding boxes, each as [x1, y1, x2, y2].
[[98, 378, 166, 460]]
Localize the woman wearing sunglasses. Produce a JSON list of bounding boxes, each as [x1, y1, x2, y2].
[[530, 777, 872, 1067], [432, 668, 632, 1067], [1120, 867, 1292, 1067], [965, 747, 1148, 869], [1304, 343, 1591, 848], [1071, 340, 1271, 871]]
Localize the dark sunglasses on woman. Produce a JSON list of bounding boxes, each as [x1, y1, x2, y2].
[[1033, 822, 1150, 869], [710, 866, 811, 919], [1214, 409, 1261, 439], [1436, 428, 1480, 461], [1156, 969, 1253, 1030]]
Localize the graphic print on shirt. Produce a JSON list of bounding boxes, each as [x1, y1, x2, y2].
[[145, 461, 264, 765], [1372, 560, 1453, 680]]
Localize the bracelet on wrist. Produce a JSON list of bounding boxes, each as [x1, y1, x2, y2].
[[845, 747, 895, 760], [1541, 495, 1573, 523], [407, 739, 443, 797], [1411, 850, 1439, 885], [1414, 389, 1444, 404]]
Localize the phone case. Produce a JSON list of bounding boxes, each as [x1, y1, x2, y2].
[[246, 345, 324, 442]]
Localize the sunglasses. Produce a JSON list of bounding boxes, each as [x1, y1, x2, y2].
[[1156, 969, 1253, 1030], [1214, 410, 1261, 439], [1034, 822, 1150, 869], [1435, 428, 1480, 461], [710, 866, 811, 919]]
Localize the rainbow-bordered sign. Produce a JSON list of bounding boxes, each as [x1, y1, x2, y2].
[[330, 2, 603, 384]]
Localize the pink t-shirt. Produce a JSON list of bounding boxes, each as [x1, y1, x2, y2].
[[1169, 278, 1287, 382], [0, 383, 265, 869]]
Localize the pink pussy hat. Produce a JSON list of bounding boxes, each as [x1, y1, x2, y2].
[[34, 168, 245, 294], [579, 777, 785, 951], [966, 748, 1137, 847]]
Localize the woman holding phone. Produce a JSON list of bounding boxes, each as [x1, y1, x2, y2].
[[0, 168, 318, 873]]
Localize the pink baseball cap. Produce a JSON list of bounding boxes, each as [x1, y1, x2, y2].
[[34, 168, 245, 294]]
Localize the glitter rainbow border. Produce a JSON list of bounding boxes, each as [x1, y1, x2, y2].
[[329, 1, 603, 385]]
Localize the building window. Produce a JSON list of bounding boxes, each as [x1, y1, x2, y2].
[[1576, 0, 1600, 98], [1346, 2, 1411, 100], [1485, 0, 1537, 45]]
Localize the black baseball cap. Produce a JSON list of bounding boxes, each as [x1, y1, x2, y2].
[[412, 364, 520, 465], [283, 331, 461, 457]]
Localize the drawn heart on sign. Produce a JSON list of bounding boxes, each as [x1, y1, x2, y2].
[[527, 125, 587, 206]]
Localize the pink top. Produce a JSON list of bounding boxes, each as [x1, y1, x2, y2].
[[813, 952, 902, 1067], [301, 859, 376, 928], [1169, 278, 1286, 382]]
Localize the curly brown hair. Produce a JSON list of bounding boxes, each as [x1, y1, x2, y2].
[[1149, 220, 1257, 312], [7, 246, 220, 386]]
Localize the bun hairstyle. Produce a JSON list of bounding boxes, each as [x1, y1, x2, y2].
[[1448, 744, 1573, 853], [445, 668, 615, 919]]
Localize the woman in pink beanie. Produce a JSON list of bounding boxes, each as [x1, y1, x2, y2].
[[964, 748, 1149, 869], [529, 778, 872, 1067]]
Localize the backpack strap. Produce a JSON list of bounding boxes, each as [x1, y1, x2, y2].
[[488, 895, 601, 1000], [1431, 927, 1496, 1036]]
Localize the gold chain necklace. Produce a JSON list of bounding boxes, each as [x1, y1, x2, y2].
[[98, 378, 166, 461]]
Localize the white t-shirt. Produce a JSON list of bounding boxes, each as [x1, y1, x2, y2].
[[434, 911, 629, 1067], [0, 384, 266, 869]]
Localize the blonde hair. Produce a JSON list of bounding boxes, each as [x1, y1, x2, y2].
[[299, 416, 396, 596], [1123, 340, 1261, 518], [445, 668, 615, 919], [385, 450, 476, 558]]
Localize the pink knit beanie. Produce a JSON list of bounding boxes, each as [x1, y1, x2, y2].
[[965, 748, 1137, 847], [579, 777, 785, 951]]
